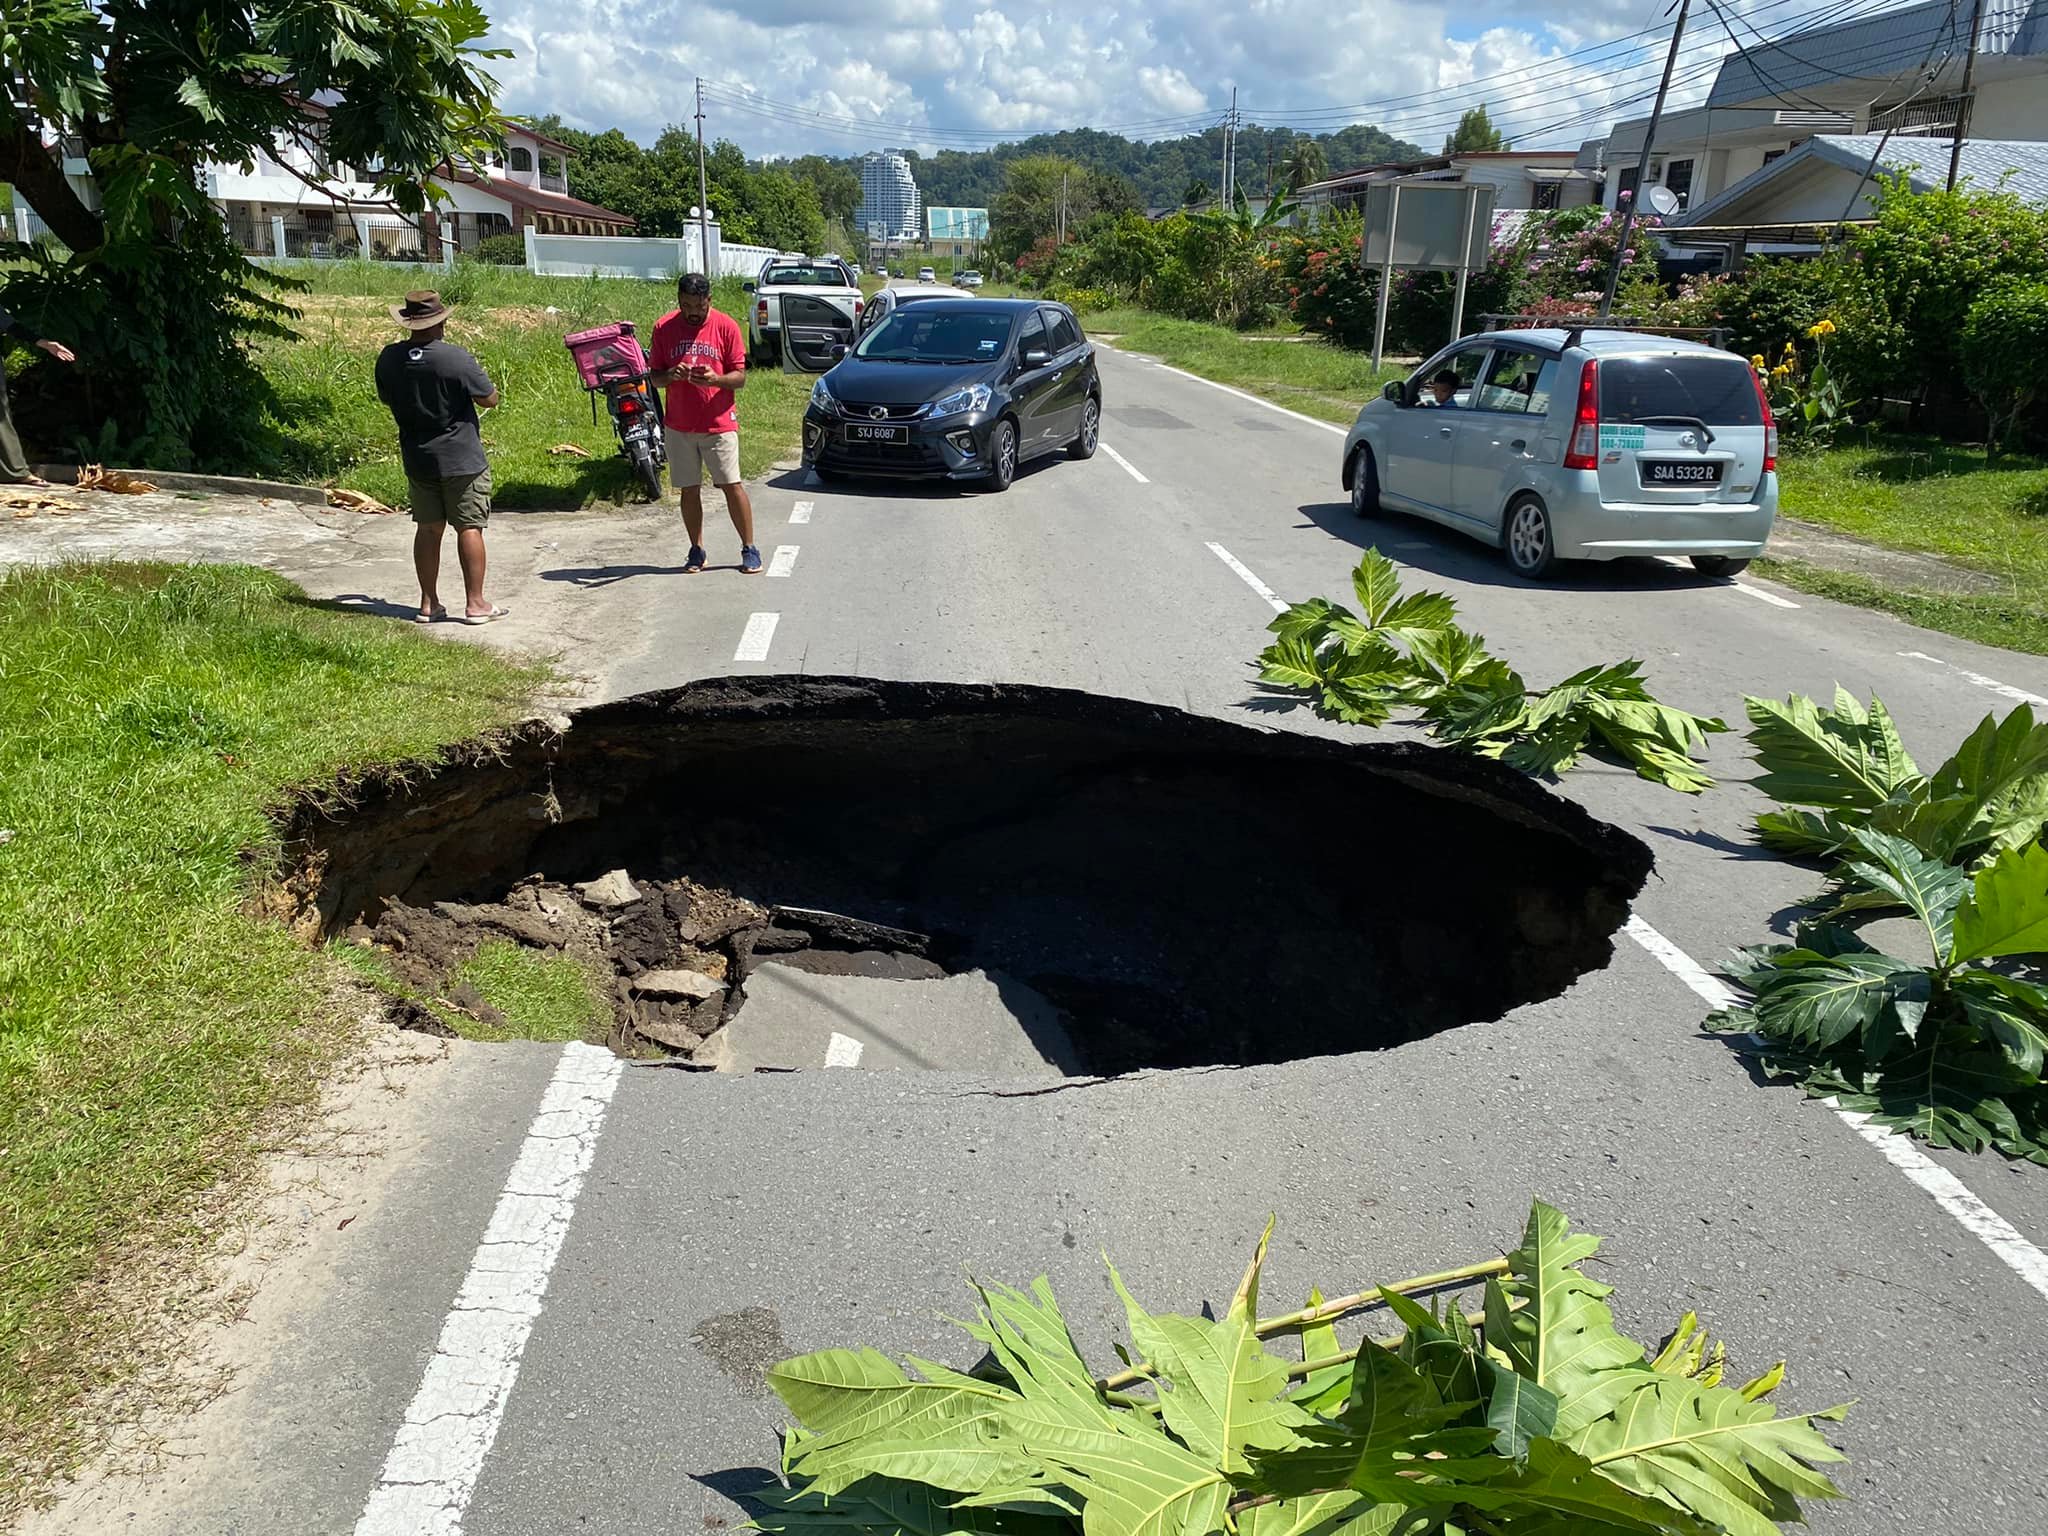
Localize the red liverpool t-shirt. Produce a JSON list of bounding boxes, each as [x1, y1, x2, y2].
[[651, 307, 746, 434]]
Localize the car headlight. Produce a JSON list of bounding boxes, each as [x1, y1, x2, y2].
[[809, 377, 834, 412], [931, 382, 993, 418]]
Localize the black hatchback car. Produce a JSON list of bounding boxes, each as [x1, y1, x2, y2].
[[802, 298, 1101, 490]]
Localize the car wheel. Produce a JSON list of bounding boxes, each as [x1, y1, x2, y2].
[[987, 419, 1018, 491], [1348, 447, 1381, 516], [1691, 555, 1751, 577], [1503, 496, 1557, 579], [1069, 396, 1100, 459]]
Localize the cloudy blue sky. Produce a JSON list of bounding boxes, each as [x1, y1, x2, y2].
[[482, 0, 1864, 156]]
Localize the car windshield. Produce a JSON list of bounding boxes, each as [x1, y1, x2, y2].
[[763, 264, 848, 286], [855, 307, 1014, 363], [1600, 355, 1763, 426]]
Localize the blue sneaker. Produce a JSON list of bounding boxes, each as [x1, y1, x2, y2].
[[740, 545, 763, 575], [683, 544, 707, 573]]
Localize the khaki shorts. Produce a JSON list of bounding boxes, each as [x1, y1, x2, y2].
[[665, 429, 742, 487], [408, 469, 492, 530]]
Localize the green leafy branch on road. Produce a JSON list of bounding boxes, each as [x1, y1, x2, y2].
[[1255, 550, 1728, 793], [1710, 834, 2048, 1163], [757, 1201, 1849, 1536], [1744, 689, 2048, 915]]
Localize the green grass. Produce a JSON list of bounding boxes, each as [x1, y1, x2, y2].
[[256, 261, 810, 509], [1772, 436, 2048, 656], [0, 562, 541, 1503], [454, 941, 611, 1043], [1081, 306, 1398, 423]]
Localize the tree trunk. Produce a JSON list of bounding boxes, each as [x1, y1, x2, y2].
[[0, 108, 104, 253]]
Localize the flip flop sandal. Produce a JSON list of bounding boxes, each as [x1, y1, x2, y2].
[[415, 606, 448, 624], [461, 605, 511, 626]]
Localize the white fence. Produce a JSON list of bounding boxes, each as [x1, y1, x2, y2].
[[523, 228, 783, 281]]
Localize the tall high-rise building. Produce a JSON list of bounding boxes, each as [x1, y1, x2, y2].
[[856, 151, 922, 242]]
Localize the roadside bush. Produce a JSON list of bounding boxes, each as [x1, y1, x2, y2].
[[1834, 173, 2048, 402], [1960, 278, 2048, 454], [1277, 213, 1381, 348], [1385, 247, 1520, 355], [1672, 256, 1845, 360], [1043, 284, 1109, 313], [471, 232, 528, 266]]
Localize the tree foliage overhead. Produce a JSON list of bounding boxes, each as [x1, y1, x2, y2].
[[1444, 104, 1508, 154], [0, 0, 506, 467]]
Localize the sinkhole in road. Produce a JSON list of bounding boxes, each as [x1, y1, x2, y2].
[[278, 677, 1652, 1076]]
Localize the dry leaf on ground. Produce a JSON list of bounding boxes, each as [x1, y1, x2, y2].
[[75, 464, 159, 494], [547, 443, 592, 458], [328, 488, 398, 515], [4, 489, 81, 517]]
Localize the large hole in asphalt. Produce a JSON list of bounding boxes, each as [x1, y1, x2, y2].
[[275, 678, 1653, 1076]]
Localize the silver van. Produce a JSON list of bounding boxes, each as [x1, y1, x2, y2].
[[1341, 328, 1777, 579]]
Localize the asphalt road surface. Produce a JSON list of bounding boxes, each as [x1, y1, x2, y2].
[[40, 343, 2048, 1535]]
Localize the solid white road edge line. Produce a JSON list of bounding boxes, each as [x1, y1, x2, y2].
[[1624, 914, 2048, 1306], [354, 1042, 624, 1536], [1205, 542, 1289, 613], [825, 1031, 865, 1069], [789, 500, 814, 524], [1732, 581, 1801, 609], [1898, 649, 2048, 709], [1098, 342, 1347, 436], [1100, 443, 1150, 483], [734, 612, 780, 662], [767, 545, 800, 579]]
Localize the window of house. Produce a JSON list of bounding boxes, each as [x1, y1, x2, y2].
[[1531, 181, 1561, 210], [1762, 149, 1786, 166], [1663, 158, 1694, 207], [1617, 165, 1640, 203], [508, 146, 534, 173]]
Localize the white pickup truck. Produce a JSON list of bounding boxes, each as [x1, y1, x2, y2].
[[744, 256, 862, 372]]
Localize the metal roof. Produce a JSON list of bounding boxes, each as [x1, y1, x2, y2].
[[1668, 134, 2048, 228], [1707, 0, 2047, 110]]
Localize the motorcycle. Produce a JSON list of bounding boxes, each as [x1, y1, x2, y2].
[[563, 322, 666, 501]]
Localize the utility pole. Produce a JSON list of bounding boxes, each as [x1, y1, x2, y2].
[[1058, 169, 1068, 243], [1223, 88, 1238, 206], [1599, 0, 1689, 319], [694, 77, 711, 276], [1946, 0, 1987, 193]]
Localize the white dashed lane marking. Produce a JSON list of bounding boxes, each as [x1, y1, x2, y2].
[[354, 1043, 623, 1536], [767, 545, 800, 578], [734, 612, 780, 662], [1205, 542, 1289, 614], [1732, 581, 1800, 609], [1624, 914, 2048, 1306], [824, 1032, 865, 1069], [789, 500, 814, 524], [1100, 443, 1150, 483], [1899, 650, 2048, 710]]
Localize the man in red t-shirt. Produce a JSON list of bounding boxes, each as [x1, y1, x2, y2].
[[648, 272, 759, 574]]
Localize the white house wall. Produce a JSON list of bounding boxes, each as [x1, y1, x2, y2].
[[1975, 76, 2048, 141]]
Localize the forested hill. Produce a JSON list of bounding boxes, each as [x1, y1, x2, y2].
[[885, 123, 1425, 210]]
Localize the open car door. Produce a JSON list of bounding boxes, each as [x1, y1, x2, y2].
[[780, 294, 856, 373]]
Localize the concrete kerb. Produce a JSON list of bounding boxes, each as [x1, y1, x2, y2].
[[30, 465, 331, 507]]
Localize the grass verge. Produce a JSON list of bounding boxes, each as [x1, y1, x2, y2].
[[1754, 557, 2048, 658], [454, 942, 611, 1043], [0, 562, 542, 1505], [256, 261, 809, 509], [1081, 306, 1398, 423]]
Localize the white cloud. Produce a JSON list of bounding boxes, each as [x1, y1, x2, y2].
[[482, 0, 1781, 155]]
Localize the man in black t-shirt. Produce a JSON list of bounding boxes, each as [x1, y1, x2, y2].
[[374, 290, 506, 624]]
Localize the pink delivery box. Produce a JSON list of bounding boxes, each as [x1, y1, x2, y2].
[[564, 322, 650, 388]]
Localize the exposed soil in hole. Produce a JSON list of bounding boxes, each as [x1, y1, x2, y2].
[[273, 677, 1653, 1074]]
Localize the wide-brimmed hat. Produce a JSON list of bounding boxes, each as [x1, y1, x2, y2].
[[390, 290, 452, 329]]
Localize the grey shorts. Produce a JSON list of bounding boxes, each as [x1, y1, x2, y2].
[[664, 429, 742, 487], [408, 469, 492, 529]]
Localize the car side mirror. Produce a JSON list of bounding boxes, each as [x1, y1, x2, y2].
[[1382, 380, 1406, 405], [1022, 348, 1051, 368], [742, 282, 756, 293]]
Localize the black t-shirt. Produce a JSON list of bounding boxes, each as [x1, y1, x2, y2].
[[374, 339, 493, 479]]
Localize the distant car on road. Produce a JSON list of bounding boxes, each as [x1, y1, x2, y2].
[[1342, 328, 1777, 580], [918, 266, 936, 283], [957, 270, 984, 288], [804, 298, 1100, 492]]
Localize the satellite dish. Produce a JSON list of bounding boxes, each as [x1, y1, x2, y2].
[[1644, 185, 1681, 217]]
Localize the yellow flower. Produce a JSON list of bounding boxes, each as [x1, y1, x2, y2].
[[1751, 353, 1767, 368], [1771, 364, 1792, 378], [1818, 318, 1837, 335], [1783, 340, 1797, 354]]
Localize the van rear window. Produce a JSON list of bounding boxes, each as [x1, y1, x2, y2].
[[1600, 356, 1762, 426]]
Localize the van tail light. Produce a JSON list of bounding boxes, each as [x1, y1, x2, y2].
[[1751, 364, 1778, 472], [1563, 358, 1600, 470]]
